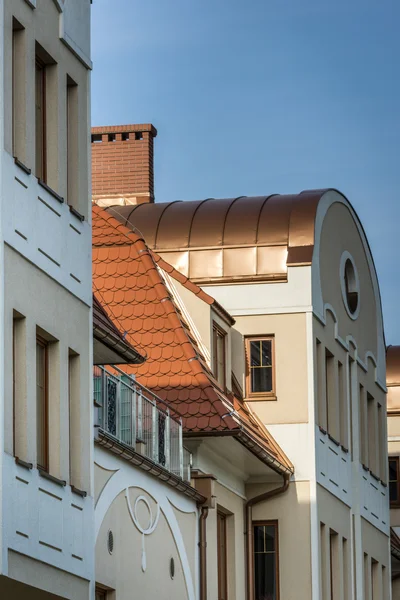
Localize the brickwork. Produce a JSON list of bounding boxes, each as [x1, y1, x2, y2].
[[91, 123, 157, 205]]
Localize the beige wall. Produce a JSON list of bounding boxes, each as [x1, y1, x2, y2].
[[233, 312, 309, 424], [317, 201, 378, 364], [4, 0, 91, 218], [96, 487, 196, 600], [249, 480, 312, 600], [4, 245, 91, 491]]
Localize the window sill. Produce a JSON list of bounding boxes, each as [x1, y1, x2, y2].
[[15, 457, 33, 470], [69, 205, 85, 222], [328, 434, 340, 447], [245, 395, 277, 402], [38, 179, 64, 204], [14, 156, 31, 175], [38, 468, 66, 487], [71, 485, 87, 498]]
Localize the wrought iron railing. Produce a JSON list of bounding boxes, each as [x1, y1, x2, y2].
[[93, 365, 191, 482]]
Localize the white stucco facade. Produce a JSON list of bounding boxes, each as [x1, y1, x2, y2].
[[0, 0, 93, 597]]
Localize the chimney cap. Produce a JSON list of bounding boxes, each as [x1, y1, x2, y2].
[[91, 123, 157, 137]]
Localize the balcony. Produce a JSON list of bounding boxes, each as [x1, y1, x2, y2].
[[93, 366, 191, 482]]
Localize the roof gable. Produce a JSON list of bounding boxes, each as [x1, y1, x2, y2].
[[92, 205, 293, 473]]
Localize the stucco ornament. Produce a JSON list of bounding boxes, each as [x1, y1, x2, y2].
[[125, 489, 160, 572]]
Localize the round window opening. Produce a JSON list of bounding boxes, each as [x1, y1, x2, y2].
[[342, 256, 359, 317]]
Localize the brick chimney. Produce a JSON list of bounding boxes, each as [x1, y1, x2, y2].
[[91, 123, 157, 207]]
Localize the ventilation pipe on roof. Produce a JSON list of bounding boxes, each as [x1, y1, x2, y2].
[[245, 473, 290, 600]]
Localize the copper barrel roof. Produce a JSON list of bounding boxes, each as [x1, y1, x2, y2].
[[107, 190, 330, 284], [387, 346, 400, 387]]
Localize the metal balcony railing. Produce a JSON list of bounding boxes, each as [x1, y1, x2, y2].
[[93, 365, 192, 482]]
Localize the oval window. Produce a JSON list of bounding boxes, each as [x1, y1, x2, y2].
[[340, 253, 360, 319]]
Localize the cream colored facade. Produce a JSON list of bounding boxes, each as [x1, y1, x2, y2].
[[0, 0, 93, 597], [141, 190, 390, 599]]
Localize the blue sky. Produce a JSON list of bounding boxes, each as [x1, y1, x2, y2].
[[91, 0, 400, 344]]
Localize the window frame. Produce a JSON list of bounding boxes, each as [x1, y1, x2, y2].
[[212, 322, 227, 390], [253, 520, 280, 600], [95, 587, 108, 600], [245, 336, 276, 401], [217, 510, 228, 600], [389, 456, 400, 507], [36, 335, 49, 472], [35, 56, 47, 182]]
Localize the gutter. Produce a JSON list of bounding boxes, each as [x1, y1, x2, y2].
[[245, 473, 290, 600]]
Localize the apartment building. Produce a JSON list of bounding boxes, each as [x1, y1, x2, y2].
[[387, 345, 400, 596], [90, 125, 390, 599], [0, 0, 93, 597], [92, 204, 294, 600]]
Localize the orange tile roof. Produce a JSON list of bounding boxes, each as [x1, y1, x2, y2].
[[92, 205, 293, 474]]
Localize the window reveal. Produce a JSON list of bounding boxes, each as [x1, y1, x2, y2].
[[253, 521, 279, 600], [213, 324, 226, 389], [36, 337, 48, 471]]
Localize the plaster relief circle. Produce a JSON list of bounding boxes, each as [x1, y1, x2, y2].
[[340, 251, 360, 320], [134, 495, 153, 533]]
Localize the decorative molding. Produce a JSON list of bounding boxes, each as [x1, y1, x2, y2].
[[95, 448, 197, 600], [125, 491, 160, 572]]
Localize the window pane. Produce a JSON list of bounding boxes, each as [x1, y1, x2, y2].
[[216, 332, 225, 387], [254, 552, 277, 600], [389, 459, 398, 482], [390, 482, 398, 503], [250, 341, 261, 367], [254, 525, 265, 553], [251, 366, 272, 393], [261, 340, 272, 367], [265, 525, 276, 552]]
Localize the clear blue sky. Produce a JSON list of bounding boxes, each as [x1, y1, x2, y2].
[[91, 0, 400, 344]]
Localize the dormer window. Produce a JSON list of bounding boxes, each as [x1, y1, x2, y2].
[[212, 323, 226, 389], [245, 336, 275, 400]]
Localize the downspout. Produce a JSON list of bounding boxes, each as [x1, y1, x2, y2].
[[199, 506, 209, 600], [245, 473, 290, 600]]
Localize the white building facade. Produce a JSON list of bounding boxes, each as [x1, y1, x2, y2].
[[0, 0, 93, 597]]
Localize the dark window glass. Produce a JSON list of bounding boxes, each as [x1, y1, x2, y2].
[[249, 339, 273, 394], [389, 458, 399, 504], [254, 522, 279, 600], [344, 259, 359, 314]]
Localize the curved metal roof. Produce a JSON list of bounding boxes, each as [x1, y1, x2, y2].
[[107, 190, 328, 283]]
